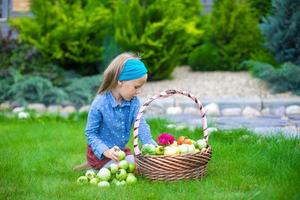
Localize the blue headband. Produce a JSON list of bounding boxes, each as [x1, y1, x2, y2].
[[118, 59, 148, 81]]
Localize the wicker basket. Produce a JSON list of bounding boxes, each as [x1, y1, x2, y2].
[[133, 89, 212, 181]]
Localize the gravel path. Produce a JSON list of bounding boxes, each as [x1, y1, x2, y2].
[[140, 66, 298, 99]]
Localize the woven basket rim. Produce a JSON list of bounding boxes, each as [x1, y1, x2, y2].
[[133, 89, 209, 156]]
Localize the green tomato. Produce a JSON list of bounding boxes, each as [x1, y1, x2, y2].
[[85, 169, 96, 179], [116, 169, 127, 180], [98, 181, 110, 188], [109, 163, 119, 174], [126, 175, 137, 184], [97, 168, 111, 181], [117, 150, 126, 161], [127, 163, 135, 173], [77, 176, 88, 185], [119, 160, 129, 170], [89, 177, 100, 185]]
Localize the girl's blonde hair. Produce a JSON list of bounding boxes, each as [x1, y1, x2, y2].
[[97, 52, 140, 94]]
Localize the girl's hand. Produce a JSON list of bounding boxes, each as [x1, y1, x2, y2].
[[103, 148, 119, 162]]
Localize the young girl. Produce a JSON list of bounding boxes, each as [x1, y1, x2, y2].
[[74, 52, 156, 170]]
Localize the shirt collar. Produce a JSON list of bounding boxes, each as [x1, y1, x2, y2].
[[107, 91, 131, 108]]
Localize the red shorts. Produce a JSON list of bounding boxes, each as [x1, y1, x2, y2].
[[86, 145, 131, 169]]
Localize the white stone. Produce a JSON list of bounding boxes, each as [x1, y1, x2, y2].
[[184, 107, 199, 115], [12, 107, 25, 113], [204, 103, 220, 116], [261, 108, 270, 115], [242, 106, 261, 117], [18, 111, 30, 119], [166, 124, 176, 129], [166, 106, 182, 115], [221, 108, 242, 116], [61, 106, 77, 113], [273, 106, 286, 116], [286, 105, 300, 115], [59, 112, 69, 118], [175, 125, 187, 130], [47, 105, 63, 113], [0, 102, 11, 110], [79, 105, 90, 113], [27, 103, 46, 113]]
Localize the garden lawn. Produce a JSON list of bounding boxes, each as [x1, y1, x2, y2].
[[0, 116, 300, 200]]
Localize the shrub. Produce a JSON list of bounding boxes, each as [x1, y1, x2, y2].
[[113, 0, 204, 80], [7, 75, 68, 105], [10, 0, 111, 75], [1, 26, 65, 84], [245, 61, 300, 94], [64, 74, 103, 106], [247, 0, 272, 20], [10, 43, 66, 86], [206, 0, 264, 70], [260, 0, 300, 66], [0, 77, 13, 102], [0, 66, 103, 105], [249, 48, 278, 67], [0, 30, 18, 70], [188, 43, 219, 71]]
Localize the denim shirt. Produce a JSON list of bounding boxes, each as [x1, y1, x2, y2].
[[85, 91, 157, 160]]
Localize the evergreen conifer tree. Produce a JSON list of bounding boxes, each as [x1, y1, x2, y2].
[[261, 0, 300, 66]]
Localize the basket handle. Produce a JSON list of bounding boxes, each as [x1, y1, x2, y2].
[[133, 89, 208, 156]]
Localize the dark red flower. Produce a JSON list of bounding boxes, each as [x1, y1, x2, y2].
[[157, 133, 175, 145]]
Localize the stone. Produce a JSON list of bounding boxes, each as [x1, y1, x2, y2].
[[61, 106, 77, 113], [79, 105, 90, 113], [12, 107, 25, 113], [209, 97, 262, 110], [242, 106, 261, 118], [47, 105, 63, 113], [166, 106, 182, 115], [272, 106, 285, 116], [10, 102, 22, 109], [221, 108, 241, 116], [175, 124, 187, 130], [286, 105, 300, 115], [0, 102, 11, 110], [27, 103, 46, 113], [204, 103, 220, 116], [261, 108, 271, 115], [18, 111, 30, 119], [166, 124, 177, 129], [184, 107, 199, 115], [262, 98, 300, 109]]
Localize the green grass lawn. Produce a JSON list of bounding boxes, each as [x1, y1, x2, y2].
[[1, 115, 300, 200]]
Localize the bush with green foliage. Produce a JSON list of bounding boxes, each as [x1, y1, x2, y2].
[[64, 74, 102, 106], [0, 30, 17, 70], [188, 43, 219, 71], [247, 0, 272, 20], [243, 61, 300, 94], [10, 0, 111, 75], [113, 0, 204, 80], [260, 0, 300, 66], [0, 29, 65, 86], [192, 0, 264, 71], [0, 67, 102, 106], [8, 77, 66, 105]]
